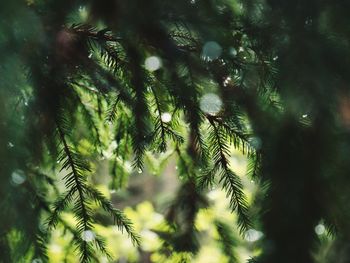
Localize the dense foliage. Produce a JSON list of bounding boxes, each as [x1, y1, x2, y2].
[[2, 0, 350, 262]]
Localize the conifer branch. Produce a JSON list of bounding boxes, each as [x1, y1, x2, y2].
[[247, 153, 261, 179], [203, 117, 251, 233], [215, 220, 239, 263], [50, 117, 139, 262], [85, 186, 141, 246], [72, 24, 122, 43], [56, 122, 93, 262], [150, 86, 168, 152], [72, 88, 103, 150], [150, 86, 184, 152], [164, 179, 207, 253], [105, 95, 120, 123], [124, 46, 150, 169], [209, 115, 254, 155]]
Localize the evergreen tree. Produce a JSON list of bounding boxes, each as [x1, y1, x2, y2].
[[1, 0, 350, 262]]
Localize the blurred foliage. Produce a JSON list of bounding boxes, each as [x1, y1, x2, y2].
[[47, 186, 258, 263], [1, 0, 350, 262]]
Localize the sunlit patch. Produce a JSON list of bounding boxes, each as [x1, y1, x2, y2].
[[223, 76, 232, 87], [50, 244, 62, 253], [100, 256, 109, 263], [201, 41, 222, 61], [11, 170, 26, 185], [314, 224, 325, 235], [244, 229, 263, 242], [32, 259, 43, 263], [160, 112, 172, 123], [26, 0, 35, 6], [200, 93, 223, 115], [7, 142, 14, 148], [140, 229, 159, 251], [81, 230, 95, 242], [124, 161, 132, 173], [138, 168, 143, 174], [78, 5, 88, 20], [145, 56, 162, 71], [207, 189, 220, 201], [102, 140, 118, 159]]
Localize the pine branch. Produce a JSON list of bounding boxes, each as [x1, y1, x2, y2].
[[59, 217, 101, 262], [123, 45, 150, 169], [33, 233, 49, 263], [168, 31, 199, 52], [92, 66, 135, 107], [219, 169, 251, 233], [72, 24, 122, 43], [209, 115, 254, 155], [175, 146, 194, 180], [215, 220, 239, 263], [150, 86, 168, 152], [47, 187, 76, 228], [71, 87, 103, 150], [197, 165, 220, 190], [164, 125, 184, 145], [85, 185, 141, 246], [164, 180, 207, 253], [47, 114, 127, 262], [150, 86, 184, 152], [73, 24, 128, 74], [110, 111, 133, 188], [204, 117, 251, 233], [105, 95, 120, 123], [24, 174, 52, 263], [56, 122, 93, 262], [99, 42, 128, 73], [166, 65, 207, 164], [246, 153, 261, 179]]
